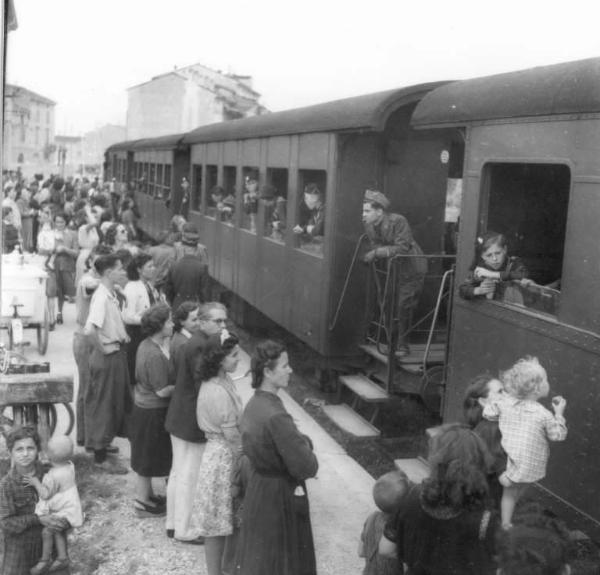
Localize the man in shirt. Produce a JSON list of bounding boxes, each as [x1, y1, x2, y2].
[[362, 189, 426, 356], [165, 302, 228, 544], [84, 253, 130, 474]]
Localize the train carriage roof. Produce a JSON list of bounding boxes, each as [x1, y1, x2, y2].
[[106, 133, 185, 153], [182, 82, 448, 144], [412, 58, 600, 128]]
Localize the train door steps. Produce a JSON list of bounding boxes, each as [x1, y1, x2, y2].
[[339, 374, 389, 402], [394, 457, 431, 483], [322, 404, 381, 437], [359, 343, 446, 365]]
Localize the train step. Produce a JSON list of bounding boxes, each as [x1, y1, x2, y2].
[[360, 343, 446, 365], [339, 374, 389, 402], [394, 457, 430, 483], [322, 404, 381, 437]]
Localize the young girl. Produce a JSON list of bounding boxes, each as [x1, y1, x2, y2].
[[26, 435, 84, 574], [463, 373, 507, 507], [484, 356, 567, 529], [459, 231, 530, 300]]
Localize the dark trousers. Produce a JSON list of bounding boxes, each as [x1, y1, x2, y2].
[[85, 348, 130, 450], [72, 332, 92, 445]]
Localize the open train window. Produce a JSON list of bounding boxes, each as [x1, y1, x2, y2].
[[192, 164, 202, 212], [479, 162, 570, 316], [156, 165, 164, 199], [213, 166, 236, 225], [295, 169, 326, 256], [262, 168, 288, 243], [205, 165, 219, 218], [163, 164, 171, 203], [241, 166, 259, 233]]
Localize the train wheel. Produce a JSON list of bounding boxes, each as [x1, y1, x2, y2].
[[420, 365, 445, 415], [37, 307, 50, 355]]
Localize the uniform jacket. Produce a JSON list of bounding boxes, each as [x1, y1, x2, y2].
[[164, 254, 208, 311], [364, 212, 426, 276]]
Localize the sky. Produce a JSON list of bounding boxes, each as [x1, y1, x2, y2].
[[4, 0, 600, 135]]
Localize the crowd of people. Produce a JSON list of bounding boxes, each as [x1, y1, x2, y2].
[[0, 171, 575, 575]]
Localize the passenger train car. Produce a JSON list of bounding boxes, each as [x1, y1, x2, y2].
[[106, 57, 600, 538]]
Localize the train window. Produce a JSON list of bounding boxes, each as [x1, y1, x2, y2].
[[241, 166, 259, 233], [192, 164, 202, 212], [205, 165, 219, 218], [480, 162, 570, 316], [295, 169, 326, 256], [219, 166, 237, 225], [150, 164, 157, 198], [164, 164, 172, 204], [262, 168, 288, 243], [156, 165, 164, 198]]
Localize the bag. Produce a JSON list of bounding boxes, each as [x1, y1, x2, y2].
[[293, 482, 317, 575]]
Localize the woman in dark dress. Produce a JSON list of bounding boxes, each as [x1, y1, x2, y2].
[[0, 426, 69, 575], [234, 340, 318, 575], [380, 424, 500, 575], [130, 303, 174, 516]]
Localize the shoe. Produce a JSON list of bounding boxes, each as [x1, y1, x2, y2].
[[175, 536, 205, 545], [150, 494, 166, 505], [30, 559, 51, 575], [134, 499, 166, 517], [48, 558, 70, 573], [49, 323, 56, 332], [94, 459, 129, 475], [166, 529, 174, 539], [56, 313, 63, 325]]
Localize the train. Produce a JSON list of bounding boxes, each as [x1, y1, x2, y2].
[[106, 57, 600, 538]]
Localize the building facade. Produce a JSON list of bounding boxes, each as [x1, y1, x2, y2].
[[81, 124, 127, 174], [126, 63, 267, 139], [3, 84, 56, 175]]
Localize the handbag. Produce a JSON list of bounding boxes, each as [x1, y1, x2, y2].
[[293, 482, 317, 575]]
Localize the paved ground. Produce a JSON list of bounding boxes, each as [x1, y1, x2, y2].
[[6, 300, 376, 574]]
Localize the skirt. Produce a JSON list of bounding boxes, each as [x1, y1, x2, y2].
[[129, 404, 172, 477], [194, 438, 235, 536]]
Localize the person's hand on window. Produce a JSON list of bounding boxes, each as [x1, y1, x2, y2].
[[474, 278, 497, 297], [519, 278, 535, 287], [306, 225, 315, 235], [293, 225, 304, 234]]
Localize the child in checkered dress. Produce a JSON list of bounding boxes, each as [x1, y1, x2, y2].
[[484, 356, 567, 529]]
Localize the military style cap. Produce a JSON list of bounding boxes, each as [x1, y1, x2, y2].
[[364, 189, 390, 210]]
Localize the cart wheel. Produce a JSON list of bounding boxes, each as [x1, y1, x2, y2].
[[37, 307, 50, 355], [47, 403, 75, 436], [420, 365, 445, 415]]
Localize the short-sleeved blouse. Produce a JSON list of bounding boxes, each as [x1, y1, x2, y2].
[[134, 338, 173, 409], [196, 375, 242, 436]]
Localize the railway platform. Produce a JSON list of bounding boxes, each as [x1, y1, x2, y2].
[[2, 303, 376, 574]]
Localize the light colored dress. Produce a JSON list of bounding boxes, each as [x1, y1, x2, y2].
[[34, 461, 84, 528], [194, 374, 242, 536], [484, 397, 567, 483]]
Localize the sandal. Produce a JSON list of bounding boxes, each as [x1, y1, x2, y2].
[[150, 494, 166, 505], [134, 499, 166, 517], [30, 559, 51, 575]]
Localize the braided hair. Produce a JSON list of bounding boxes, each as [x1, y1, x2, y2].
[[251, 340, 286, 389]]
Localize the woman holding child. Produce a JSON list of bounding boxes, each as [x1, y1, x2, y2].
[[379, 424, 499, 575], [234, 340, 318, 575]]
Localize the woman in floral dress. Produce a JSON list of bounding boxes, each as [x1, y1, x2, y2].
[[194, 332, 243, 575]]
